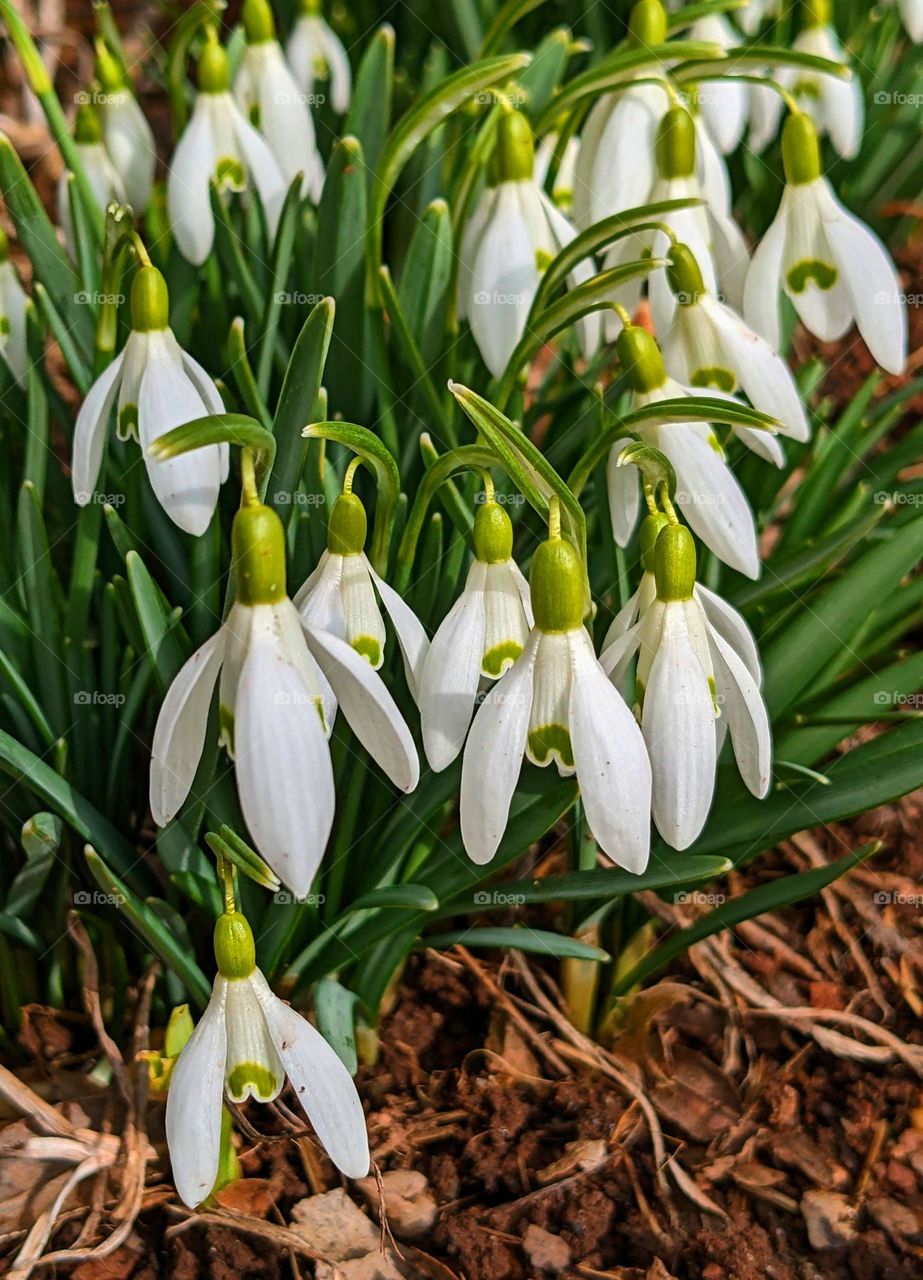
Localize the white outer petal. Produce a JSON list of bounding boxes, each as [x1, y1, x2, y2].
[[167, 94, 217, 266], [606, 437, 642, 548], [251, 971, 370, 1178], [150, 628, 225, 826], [420, 563, 488, 772], [695, 583, 761, 684], [165, 980, 228, 1207], [460, 630, 538, 864], [569, 629, 651, 872], [302, 625, 419, 792], [369, 561, 430, 702], [101, 92, 156, 211], [709, 628, 772, 797], [468, 182, 539, 378], [744, 197, 788, 351], [72, 350, 124, 505]]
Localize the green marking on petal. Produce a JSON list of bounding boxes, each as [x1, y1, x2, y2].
[[219, 704, 235, 754], [226, 1061, 280, 1103], [528, 724, 574, 770], [0, 316, 11, 337], [481, 640, 522, 678], [535, 247, 553, 273], [215, 155, 247, 192], [118, 403, 138, 442], [706, 431, 725, 457], [786, 258, 838, 294], [792, 78, 821, 101], [352, 635, 382, 668], [691, 367, 736, 394], [708, 674, 720, 717]]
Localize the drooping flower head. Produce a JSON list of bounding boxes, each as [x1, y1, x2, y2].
[[166, 908, 369, 1207], [57, 102, 126, 257], [286, 0, 352, 115], [94, 38, 156, 213], [72, 263, 229, 533]]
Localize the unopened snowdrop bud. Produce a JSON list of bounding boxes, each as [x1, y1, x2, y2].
[[0, 226, 28, 385], [460, 522, 651, 872], [656, 107, 696, 181], [233, 503, 287, 605], [667, 243, 706, 306], [745, 111, 907, 374], [166, 906, 370, 1207], [628, 0, 667, 46], [73, 263, 228, 533], [653, 523, 696, 602], [421, 497, 532, 771], [616, 324, 667, 394]]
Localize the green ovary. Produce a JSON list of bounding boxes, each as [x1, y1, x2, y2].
[[482, 640, 523, 678], [691, 367, 736, 394], [528, 723, 574, 769], [352, 635, 382, 667], [226, 1061, 279, 1102], [787, 259, 838, 294]]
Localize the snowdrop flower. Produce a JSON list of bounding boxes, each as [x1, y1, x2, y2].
[[534, 133, 580, 215], [607, 322, 760, 578], [0, 227, 28, 385], [286, 0, 351, 115], [460, 108, 600, 378], [602, 523, 770, 848], [57, 104, 126, 257], [900, 0, 923, 42], [167, 31, 287, 266], [661, 242, 809, 459], [167, 909, 369, 1207], [778, 10, 863, 160], [151, 499, 419, 895], [460, 523, 651, 871], [747, 76, 785, 154], [95, 40, 156, 213], [602, 106, 749, 341], [421, 498, 532, 771], [72, 265, 228, 534], [234, 0, 324, 202], [295, 488, 429, 701], [744, 113, 907, 375], [686, 16, 747, 155]]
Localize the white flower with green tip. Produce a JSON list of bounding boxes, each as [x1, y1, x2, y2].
[[0, 228, 28, 385], [167, 32, 287, 266], [744, 113, 907, 375], [151, 501, 419, 896], [286, 0, 351, 115], [686, 15, 747, 155], [72, 265, 228, 535], [95, 40, 156, 213], [460, 529, 651, 872], [234, 0, 324, 202], [602, 524, 771, 850], [295, 490, 430, 701], [607, 323, 761, 579], [660, 242, 809, 457], [57, 104, 126, 258], [778, 19, 863, 160], [460, 110, 600, 379], [167, 910, 369, 1207], [420, 499, 532, 772]]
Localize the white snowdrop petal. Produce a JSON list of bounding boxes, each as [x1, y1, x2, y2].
[[150, 628, 225, 826], [468, 182, 539, 378], [744, 199, 788, 350], [709, 629, 772, 797], [734, 424, 786, 467], [165, 981, 228, 1207], [482, 561, 532, 676], [224, 976, 285, 1102], [606, 437, 642, 548], [167, 96, 217, 266], [102, 92, 156, 212], [72, 351, 125, 505], [695, 584, 762, 683], [420, 562, 488, 772], [369, 562, 431, 701], [339, 554, 386, 668], [569, 630, 651, 872]]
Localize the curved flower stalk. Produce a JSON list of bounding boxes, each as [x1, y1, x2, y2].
[[460, 516, 651, 872], [607, 322, 761, 579], [72, 264, 228, 534], [601, 105, 748, 341], [286, 0, 352, 115], [150, 496, 419, 896], [900, 0, 923, 42], [295, 487, 429, 702], [602, 523, 770, 849], [686, 15, 747, 155], [460, 109, 600, 379], [167, 909, 369, 1207], [420, 497, 532, 772], [234, 0, 324, 203], [661, 242, 809, 459], [95, 39, 156, 213], [57, 103, 126, 257], [534, 134, 580, 214], [0, 227, 28, 385], [167, 30, 287, 266], [745, 113, 907, 375]]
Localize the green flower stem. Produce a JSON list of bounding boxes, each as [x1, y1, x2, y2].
[[302, 422, 400, 575]]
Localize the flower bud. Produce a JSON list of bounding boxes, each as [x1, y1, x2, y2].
[[616, 324, 667, 393], [782, 112, 821, 186], [492, 110, 535, 184], [242, 0, 276, 44], [530, 536, 584, 632], [654, 524, 697, 602], [640, 512, 670, 574], [628, 0, 667, 47], [233, 504, 287, 605], [214, 911, 257, 980], [655, 106, 696, 180], [667, 243, 705, 306], [130, 265, 170, 332], [474, 500, 513, 564], [327, 491, 368, 556]]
